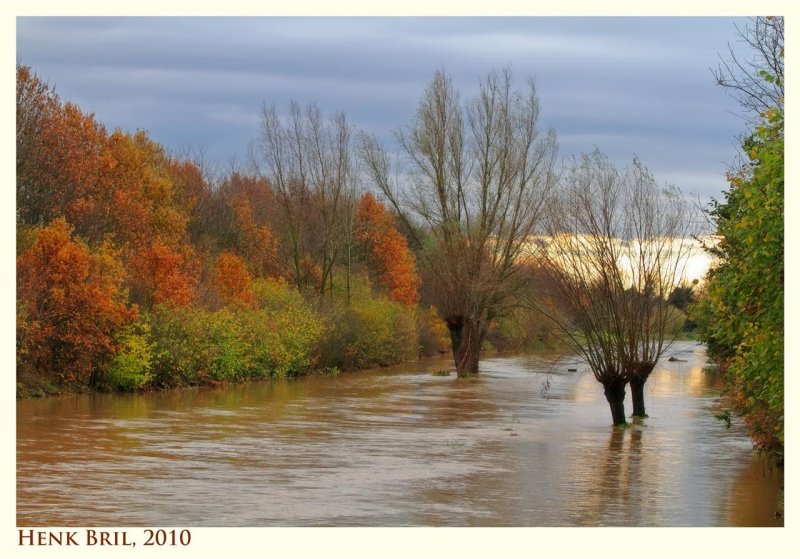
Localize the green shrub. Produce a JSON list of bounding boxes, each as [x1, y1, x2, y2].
[[149, 282, 324, 385], [696, 108, 784, 456], [242, 306, 324, 378], [205, 308, 249, 381], [149, 306, 247, 385], [318, 281, 418, 370], [253, 276, 307, 311], [150, 306, 203, 386], [145, 276, 419, 386], [105, 320, 153, 391], [487, 306, 562, 353]]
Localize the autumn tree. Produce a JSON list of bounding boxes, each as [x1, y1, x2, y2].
[[128, 240, 196, 309], [531, 151, 695, 425], [17, 65, 60, 225], [167, 158, 207, 220], [256, 102, 356, 296], [17, 66, 189, 253], [212, 251, 254, 307], [221, 173, 281, 277], [361, 68, 557, 376], [91, 129, 187, 249], [17, 219, 136, 386], [355, 192, 420, 305], [17, 66, 108, 228]]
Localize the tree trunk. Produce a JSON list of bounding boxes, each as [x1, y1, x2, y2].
[[629, 363, 655, 418], [446, 316, 482, 377], [603, 380, 628, 426], [629, 376, 646, 418]]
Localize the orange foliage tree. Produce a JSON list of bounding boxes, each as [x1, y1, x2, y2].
[[167, 159, 207, 223], [128, 240, 196, 309], [97, 130, 187, 248], [17, 66, 108, 227], [17, 219, 137, 386], [17, 66, 188, 251], [225, 174, 280, 277], [355, 193, 420, 305], [213, 251, 254, 307]]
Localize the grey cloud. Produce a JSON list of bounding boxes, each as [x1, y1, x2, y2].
[[17, 16, 750, 203]]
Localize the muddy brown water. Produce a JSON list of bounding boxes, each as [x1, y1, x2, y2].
[[17, 341, 782, 526]]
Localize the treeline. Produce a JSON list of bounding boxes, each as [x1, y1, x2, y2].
[[16, 65, 556, 396], [694, 17, 784, 459]]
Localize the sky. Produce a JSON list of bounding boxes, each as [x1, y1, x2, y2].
[[16, 17, 751, 205]]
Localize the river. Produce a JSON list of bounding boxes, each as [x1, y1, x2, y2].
[[16, 341, 782, 526]]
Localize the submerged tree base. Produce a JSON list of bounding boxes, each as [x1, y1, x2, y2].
[[603, 381, 628, 426], [629, 366, 654, 418], [447, 316, 483, 377]]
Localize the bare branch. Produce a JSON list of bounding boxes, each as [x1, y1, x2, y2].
[[360, 68, 557, 376]]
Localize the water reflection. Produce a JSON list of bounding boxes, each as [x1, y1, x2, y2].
[[17, 342, 781, 526]]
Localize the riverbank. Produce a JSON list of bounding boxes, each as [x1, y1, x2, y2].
[[16, 352, 449, 400], [16, 299, 563, 401], [16, 282, 438, 399]]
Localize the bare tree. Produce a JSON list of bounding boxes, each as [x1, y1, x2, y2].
[[256, 102, 356, 296], [529, 151, 696, 424], [712, 16, 784, 118], [361, 68, 557, 376]]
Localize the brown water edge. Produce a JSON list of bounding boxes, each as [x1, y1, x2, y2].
[[16, 341, 782, 527]]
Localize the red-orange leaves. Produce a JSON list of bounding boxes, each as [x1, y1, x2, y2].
[[98, 130, 186, 248], [355, 193, 420, 305], [228, 183, 280, 277], [213, 251, 254, 307], [129, 241, 196, 309], [167, 159, 206, 218], [17, 219, 136, 385], [17, 66, 187, 250], [17, 66, 108, 226]]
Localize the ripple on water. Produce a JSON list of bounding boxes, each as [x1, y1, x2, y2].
[[16, 343, 782, 526]]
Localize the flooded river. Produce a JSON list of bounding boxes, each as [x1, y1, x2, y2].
[[17, 341, 782, 526]]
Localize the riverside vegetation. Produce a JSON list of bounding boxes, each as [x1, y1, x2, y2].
[[16, 17, 783, 463], [15, 65, 560, 398], [694, 16, 784, 461]]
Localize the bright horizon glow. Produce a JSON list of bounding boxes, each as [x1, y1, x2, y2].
[[525, 234, 717, 287]]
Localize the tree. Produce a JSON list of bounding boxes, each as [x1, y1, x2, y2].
[[17, 65, 59, 225], [17, 65, 190, 252], [354, 192, 420, 305], [256, 102, 356, 296], [667, 281, 697, 311], [17, 219, 136, 386], [712, 16, 784, 118], [531, 151, 695, 425], [361, 68, 557, 376], [697, 16, 784, 459], [696, 110, 784, 455], [17, 65, 108, 229], [203, 172, 282, 278], [213, 251, 254, 307], [128, 240, 196, 309]]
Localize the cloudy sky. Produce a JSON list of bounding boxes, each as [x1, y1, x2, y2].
[[16, 17, 750, 204]]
